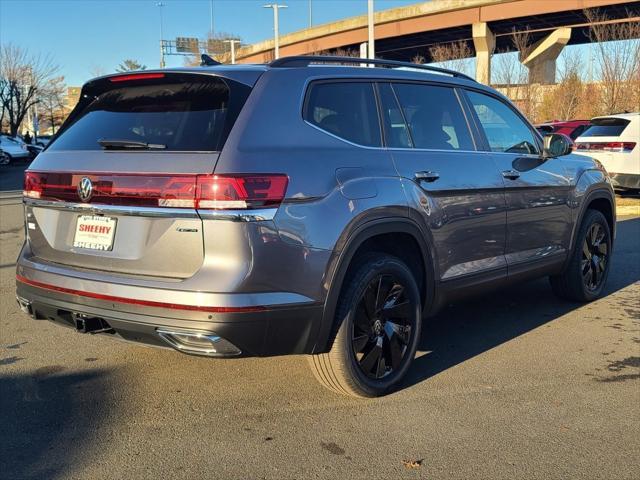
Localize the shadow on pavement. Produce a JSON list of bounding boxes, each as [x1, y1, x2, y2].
[[0, 368, 117, 480], [0, 163, 29, 192], [404, 217, 639, 389]]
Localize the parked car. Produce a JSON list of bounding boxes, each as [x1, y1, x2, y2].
[[0, 148, 9, 165], [25, 143, 44, 158], [0, 135, 31, 162], [35, 135, 52, 148], [15, 136, 44, 158], [16, 57, 616, 397], [574, 113, 639, 191], [535, 119, 591, 141]]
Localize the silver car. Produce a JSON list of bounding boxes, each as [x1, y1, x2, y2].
[[16, 57, 615, 397]]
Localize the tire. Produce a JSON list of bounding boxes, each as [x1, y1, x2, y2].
[[308, 254, 422, 397], [550, 209, 612, 302]]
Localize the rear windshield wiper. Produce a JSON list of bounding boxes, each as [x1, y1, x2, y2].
[[98, 139, 166, 150]]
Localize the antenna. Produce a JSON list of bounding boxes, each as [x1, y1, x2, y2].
[[201, 54, 221, 66]]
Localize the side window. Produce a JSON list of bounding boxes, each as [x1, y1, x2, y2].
[[378, 83, 412, 148], [304, 82, 381, 147], [466, 90, 539, 155], [392, 83, 474, 151]]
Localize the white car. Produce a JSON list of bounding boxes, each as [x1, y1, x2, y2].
[[0, 135, 31, 162], [574, 113, 640, 191]]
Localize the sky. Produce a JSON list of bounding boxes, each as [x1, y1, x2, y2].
[[1, 0, 422, 86]]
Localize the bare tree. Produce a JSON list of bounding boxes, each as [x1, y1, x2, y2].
[[492, 30, 540, 121], [116, 59, 147, 72], [89, 65, 107, 78], [316, 48, 361, 58], [38, 76, 67, 135], [427, 40, 475, 77], [538, 52, 585, 122], [585, 9, 640, 114], [0, 44, 59, 136]]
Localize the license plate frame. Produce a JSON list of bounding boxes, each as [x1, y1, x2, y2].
[[73, 215, 117, 251]]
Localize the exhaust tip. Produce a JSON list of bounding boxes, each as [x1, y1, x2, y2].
[[16, 296, 33, 317], [156, 328, 241, 357]]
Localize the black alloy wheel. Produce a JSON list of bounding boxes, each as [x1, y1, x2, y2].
[[582, 222, 609, 291], [352, 274, 413, 379]]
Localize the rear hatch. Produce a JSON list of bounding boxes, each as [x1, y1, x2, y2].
[[24, 71, 253, 279], [574, 117, 636, 167]]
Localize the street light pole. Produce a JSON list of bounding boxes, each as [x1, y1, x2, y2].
[[209, 0, 214, 35], [367, 0, 375, 60], [308, 0, 312, 28], [224, 39, 241, 64], [263, 4, 287, 59], [156, 2, 166, 68]]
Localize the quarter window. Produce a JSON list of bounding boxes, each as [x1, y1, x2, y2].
[[304, 82, 381, 147], [392, 83, 474, 151], [466, 91, 539, 155]]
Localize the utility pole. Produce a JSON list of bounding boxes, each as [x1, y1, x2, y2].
[[224, 39, 241, 64], [157, 2, 166, 67], [308, 0, 312, 28], [367, 0, 375, 60], [209, 0, 214, 35], [263, 4, 287, 59]]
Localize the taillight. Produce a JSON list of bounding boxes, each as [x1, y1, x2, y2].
[[196, 175, 288, 209], [23, 172, 288, 210], [574, 142, 636, 152]]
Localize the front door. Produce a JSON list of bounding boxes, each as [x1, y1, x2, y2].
[[463, 90, 573, 273]]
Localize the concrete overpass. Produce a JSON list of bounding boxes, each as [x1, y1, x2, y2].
[[232, 0, 640, 84]]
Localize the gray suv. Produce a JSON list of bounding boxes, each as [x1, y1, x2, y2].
[[16, 56, 615, 397]]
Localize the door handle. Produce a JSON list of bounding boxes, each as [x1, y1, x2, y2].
[[502, 170, 521, 180], [415, 171, 440, 183]]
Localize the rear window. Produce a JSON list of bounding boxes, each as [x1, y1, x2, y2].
[[581, 118, 630, 137], [49, 75, 248, 152], [304, 82, 381, 147]]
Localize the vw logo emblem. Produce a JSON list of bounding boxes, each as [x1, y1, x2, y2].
[[77, 177, 93, 202]]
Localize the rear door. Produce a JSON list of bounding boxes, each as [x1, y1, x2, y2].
[[24, 72, 252, 279], [462, 89, 573, 272], [379, 82, 507, 282]]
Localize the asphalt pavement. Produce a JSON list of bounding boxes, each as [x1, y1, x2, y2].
[[0, 183, 638, 479]]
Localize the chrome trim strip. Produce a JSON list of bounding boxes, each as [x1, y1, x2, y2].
[[24, 198, 199, 218], [23, 198, 277, 222], [156, 328, 240, 357], [304, 119, 483, 154], [17, 259, 317, 307], [441, 255, 507, 280], [198, 208, 277, 222]]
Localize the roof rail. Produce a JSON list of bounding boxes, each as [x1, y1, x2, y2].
[[269, 55, 476, 82]]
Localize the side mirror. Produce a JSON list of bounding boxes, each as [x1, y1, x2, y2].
[[543, 133, 573, 158]]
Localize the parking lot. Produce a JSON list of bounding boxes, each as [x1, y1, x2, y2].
[[1, 170, 638, 479]]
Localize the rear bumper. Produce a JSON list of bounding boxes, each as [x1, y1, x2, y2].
[[16, 269, 323, 358], [610, 173, 640, 190]]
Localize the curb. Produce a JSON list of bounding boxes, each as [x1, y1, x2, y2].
[[616, 205, 640, 216]]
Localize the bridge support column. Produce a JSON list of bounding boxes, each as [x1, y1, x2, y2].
[[520, 27, 572, 84], [472, 22, 495, 84]]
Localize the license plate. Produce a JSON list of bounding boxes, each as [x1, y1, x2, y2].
[[73, 215, 117, 251]]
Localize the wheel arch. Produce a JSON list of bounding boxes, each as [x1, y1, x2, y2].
[[311, 217, 437, 354], [573, 188, 616, 250]]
